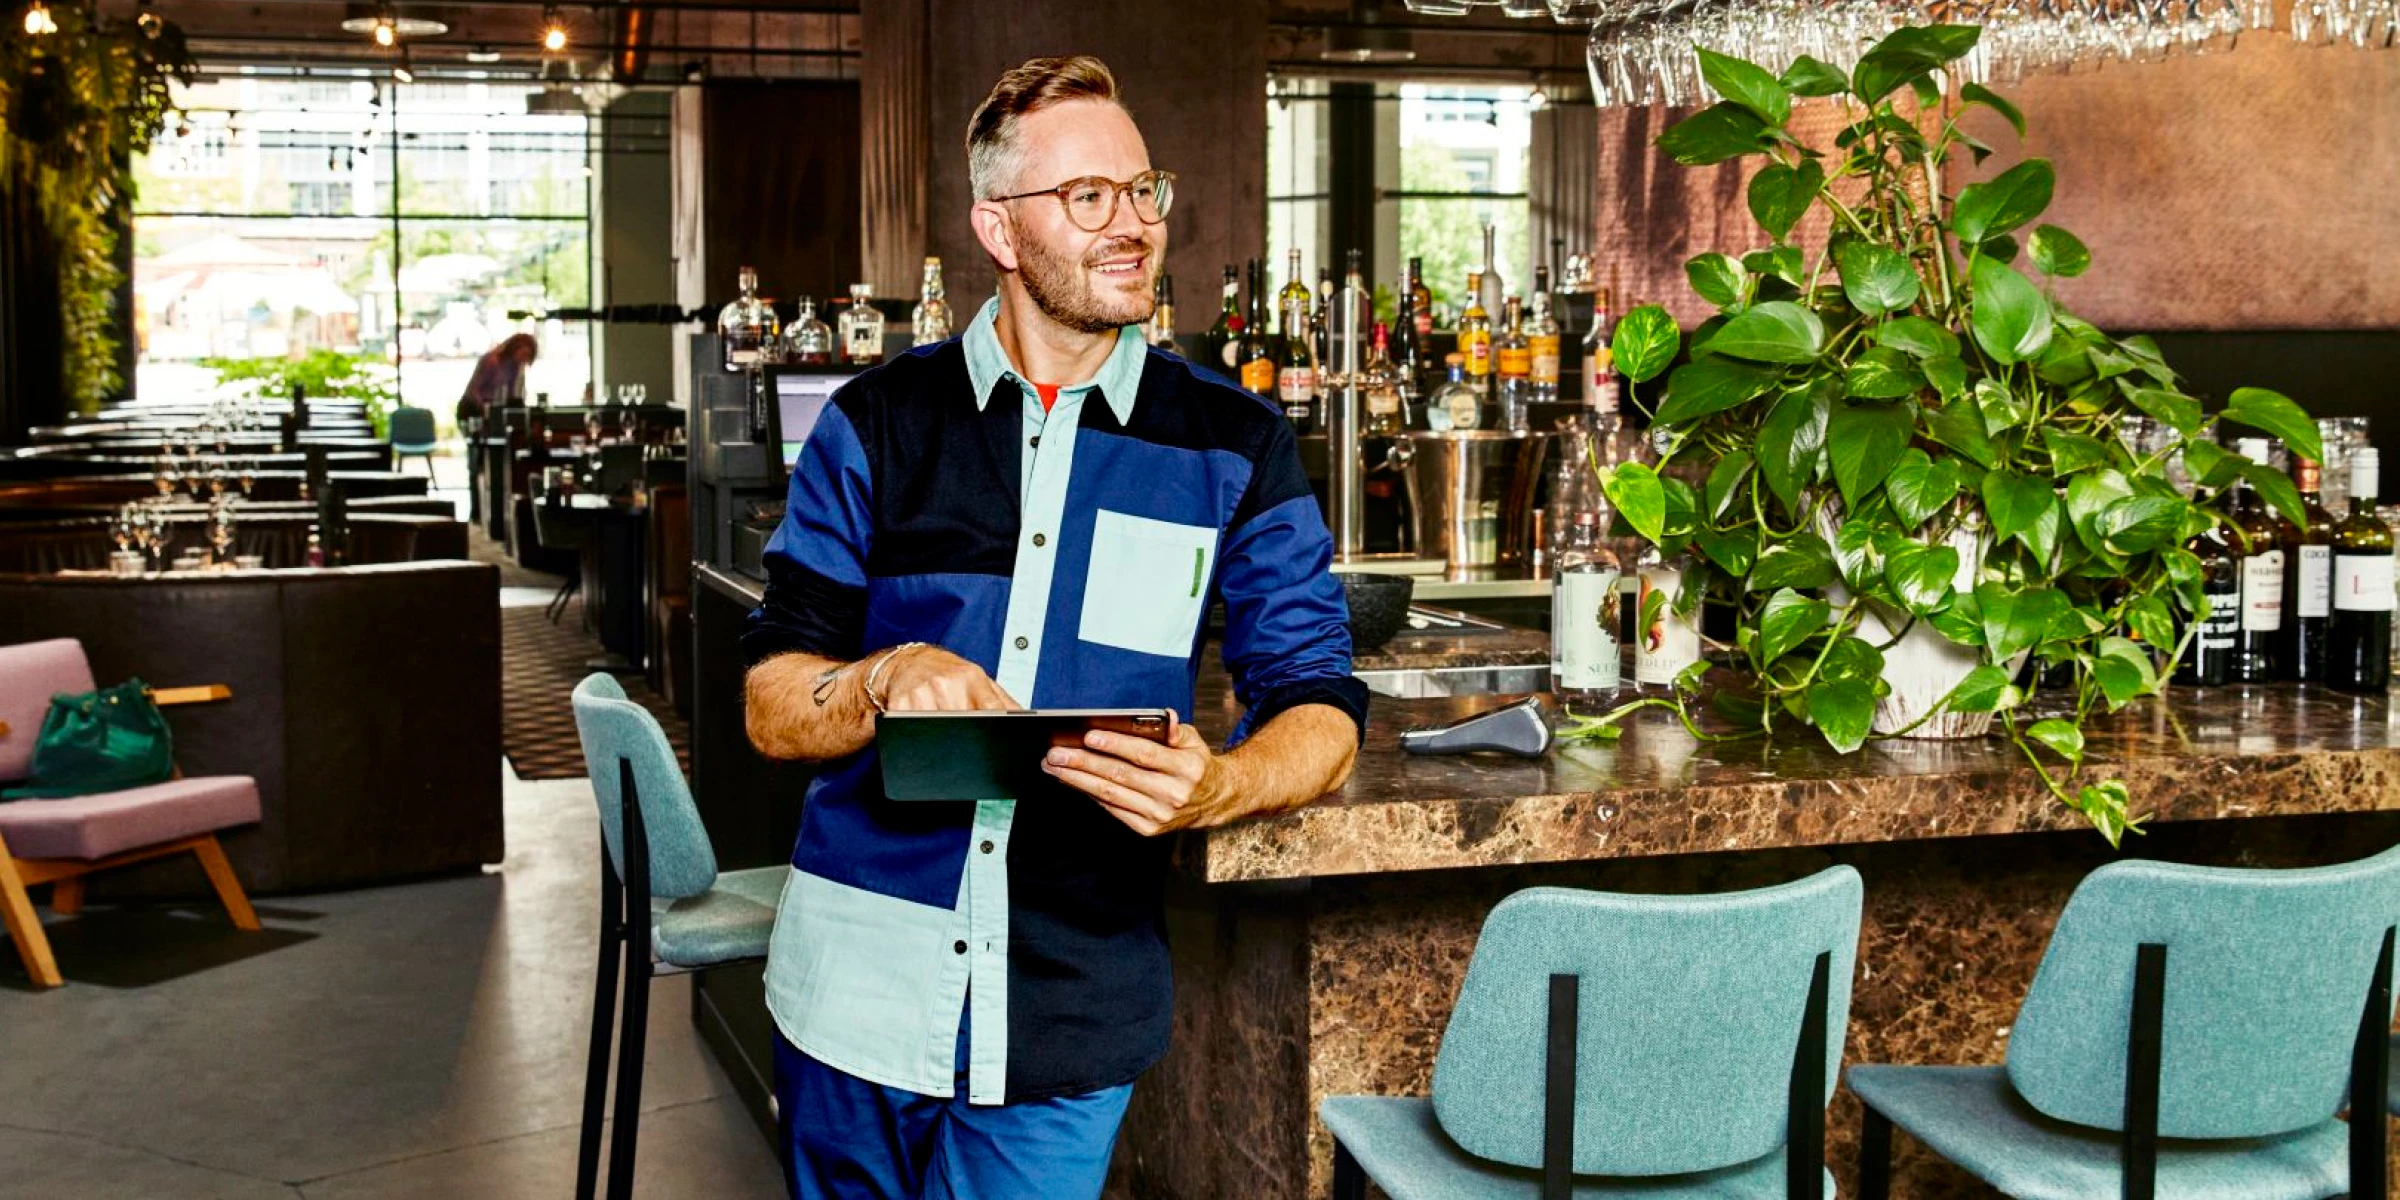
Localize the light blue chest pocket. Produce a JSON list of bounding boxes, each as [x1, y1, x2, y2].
[[1078, 509, 1218, 658]]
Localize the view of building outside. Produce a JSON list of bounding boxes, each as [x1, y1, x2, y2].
[[132, 74, 594, 426]]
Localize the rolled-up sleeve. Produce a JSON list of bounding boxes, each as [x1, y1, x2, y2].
[[1214, 423, 1369, 747], [742, 399, 874, 667]]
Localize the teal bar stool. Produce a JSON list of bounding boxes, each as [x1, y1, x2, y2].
[[571, 673, 783, 1200], [1850, 846, 2400, 1200], [1320, 866, 1863, 1200]]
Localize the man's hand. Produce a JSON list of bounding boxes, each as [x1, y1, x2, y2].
[[881, 645, 1021, 713], [1042, 717, 1232, 836]]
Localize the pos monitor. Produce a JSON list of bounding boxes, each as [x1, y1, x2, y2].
[[765, 367, 859, 472]]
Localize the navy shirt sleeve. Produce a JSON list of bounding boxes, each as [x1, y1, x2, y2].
[[743, 398, 876, 666], [1214, 419, 1370, 746]]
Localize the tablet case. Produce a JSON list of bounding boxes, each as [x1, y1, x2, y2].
[[875, 710, 1172, 801]]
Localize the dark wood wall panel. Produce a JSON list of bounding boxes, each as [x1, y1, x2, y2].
[[701, 80, 863, 309], [859, 0, 933, 296]]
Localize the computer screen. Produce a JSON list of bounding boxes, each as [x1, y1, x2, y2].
[[773, 372, 852, 470]]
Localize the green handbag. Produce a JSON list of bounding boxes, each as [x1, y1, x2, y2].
[[2, 678, 176, 800]]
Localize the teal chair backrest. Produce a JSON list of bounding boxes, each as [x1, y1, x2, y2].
[[389, 405, 437, 446], [571, 673, 717, 900], [2007, 844, 2400, 1139], [1429, 866, 1862, 1177]]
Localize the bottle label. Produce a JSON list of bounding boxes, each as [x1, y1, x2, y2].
[[1585, 359, 1619, 414], [1365, 387, 1400, 417], [2195, 578, 2240, 649], [1221, 341, 1241, 370], [1447, 391, 1482, 430], [2241, 550, 2285, 632], [1277, 368, 1316, 404], [1497, 346, 1532, 379], [1240, 358, 1275, 395], [2336, 552, 2396, 612], [1634, 567, 1701, 686], [2299, 545, 2333, 617], [846, 324, 881, 361], [1530, 335, 1561, 384], [1413, 309, 1433, 339], [1463, 332, 1492, 377], [1556, 571, 1621, 690]]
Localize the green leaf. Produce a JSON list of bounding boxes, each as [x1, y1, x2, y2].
[[1712, 688, 1768, 729], [1886, 542, 1961, 615], [1930, 590, 1987, 647], [1978, 582, 2068, 662], [1756, 588, 1832, 666], [1611, 305, 1682, 385], [2181, 440, 2245, 490], [1660, 476, 1700, 538], [2123, 385, 2204, 439], [1968, 257, 2054, 365], [1834, 517, 1886, 589], [1657, 101, 1773, 166], [1922, 355, 1969, 401], [1686, 253, 1748, 309], [1835, 241, 1922, 317], [1945, 664, 2018, 713], [1676, 659, 1713, 696], [1704, 450, 1754, 521], [1820, 635, 1886, 687], [1877, 315, 1960, 361], [1976, 379, 2027, 435], [1828, 400, 1914, 508], [1654, 356, 1783, 425], [1925, 395, 1998, 467], [1747, 160, 1824, 244], [2091, 636, 2160, 709], [1887, 449, 1962, 528], [2125, 594, 2177, 650], [1960, 82, 2025, 136], [1984, 469, 2062, 563], [1953, 159, 2056, 246], [2243, 459, 2310, 530], [1808, 676, 1878, 753], [2075, 779, 2138, 847], [1694, 524, 1760, 575], [2027, 224, 2091, 278], [1599, 461, 1667, 544], [1697, 46, 1792, 125], [2066, 469, 2135, 554], [2025, 718, 2085, 766], [1845, 347, 1923, 400], [1852, 24, 1982, 103], [1757, 382, 1833, 510], [2221, 387, 2324, 463], [1781, 54, 1850, 97], [1744, 245, 1805, 284], [2041, 428, 2111, 476], [1705, 300, 1826, 364], [1750, 532, 1839, 591]]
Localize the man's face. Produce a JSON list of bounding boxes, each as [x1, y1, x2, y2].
[[990, 100, 1163, 333]]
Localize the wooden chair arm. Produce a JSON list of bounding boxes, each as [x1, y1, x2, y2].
[[148, 685, 233, 707]]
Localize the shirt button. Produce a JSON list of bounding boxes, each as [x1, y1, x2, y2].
[[953, 940, 968, 955], [1014, 636, 1029, 650], [1032, 533, 1047, 548], [1030, 435, 1041, 448], [981, 840, 995, 854]]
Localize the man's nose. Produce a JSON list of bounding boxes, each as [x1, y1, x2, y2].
[[1101, 183, 1149, 244]]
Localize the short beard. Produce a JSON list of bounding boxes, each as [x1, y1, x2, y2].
[[1014, 226, 1157, 334]]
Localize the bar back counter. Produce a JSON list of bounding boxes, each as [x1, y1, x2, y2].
[[0, 563, 505, 895]]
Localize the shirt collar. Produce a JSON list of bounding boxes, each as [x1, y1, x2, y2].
[[962, 296, 1145, 426]]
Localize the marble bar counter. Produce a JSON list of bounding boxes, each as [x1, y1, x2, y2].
[[1108, 678, 2400, 1199]]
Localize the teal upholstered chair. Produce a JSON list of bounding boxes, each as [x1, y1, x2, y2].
[[1849, 847, 2400, 1200], [1320, 866, 1863, 1199], [388, 404, 437, 475], [571, 673, 782, 1200]]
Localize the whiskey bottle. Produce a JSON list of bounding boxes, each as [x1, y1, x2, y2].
[[784, 296, 834, 366], [2330, 447, 2393, 692], [2283, 455, 2337, 682], [839, 284, 885, 365], [1495, 296, 1532, 432], [1527, 265, 1562, 405], [717, 265, 777, 372], [910, 257, 951, 346]]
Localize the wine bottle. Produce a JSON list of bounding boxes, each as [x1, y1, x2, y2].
[[1206, 264, 1243, 371], [2173, 520, 2239, 687], [2229, 438, 2286, 682], [1277, 281, 1319, 435], [1237, 261, 1276, 398], [2330, 447, 2393, 693], [2283, 455, 2337, 682]]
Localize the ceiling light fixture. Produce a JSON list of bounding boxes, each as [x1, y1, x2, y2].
[[339, 3, 446, 44], [541, 7, 568, 53], [466, 44, 502, 63], [393, 46, 414, 84], [23, 0, 57, 36]]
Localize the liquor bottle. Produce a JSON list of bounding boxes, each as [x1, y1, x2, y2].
[[784, 296, 834, 365], [1430, 354, 1480, 432], [1277, 249, 1311, 351], [1205, 264, 1244, 371], [1313, 266, 1335, 374], [1395, 259, 1427, 405], [1495, 296, 1532, 433], [1146, 273, 1178, 353], [717, 265, 777, 372], [1582, 285, 1620, 414], [1552, 509, 1622, 710], [2283, 454, 2337, 682], [2330, 447, 2393, 693], [2174, 516, 2240, 687], [1458, 273, 1493, 401], [1527, 266, 1562, 405], [2228, 437, 2286, 682], [1277, 284, 1319, 434], [305, 525, 326, 568], [911, 257, 951, 346], [1360, 322, 1405, 437], [1477, 223, 1505, 318], [1407, 256, 1434, 342], [1634, 541, 1702, 690], [839, 284, 885, 365], [1238, 262, 1277, 398]]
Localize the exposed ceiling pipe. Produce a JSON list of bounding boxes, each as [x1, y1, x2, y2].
[[612, 1, 651, 82]]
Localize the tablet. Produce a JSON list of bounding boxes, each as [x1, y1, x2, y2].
[[876, 710, 1174, 801]]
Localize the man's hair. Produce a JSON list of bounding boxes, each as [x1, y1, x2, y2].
[[966, 56, 1120, 201]]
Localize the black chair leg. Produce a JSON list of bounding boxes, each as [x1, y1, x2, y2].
[[1858, 1106, 1892, 1200], [2350, 927, 2394, 1200], [547, 575, 579, 625], [2122, 943, 2167, 1200], [574, 842, 623, 1200], [1332, 1141, 1366, 1200], [604, 760, 652, 1200]]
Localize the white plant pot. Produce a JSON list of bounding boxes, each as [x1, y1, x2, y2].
[[1823, 516, 2013, 739]]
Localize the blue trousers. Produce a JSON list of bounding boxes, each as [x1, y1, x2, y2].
[[774, 1028, 1133, 1200]]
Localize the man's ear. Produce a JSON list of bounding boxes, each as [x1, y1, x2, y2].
[[970, 202, 1019, 274]]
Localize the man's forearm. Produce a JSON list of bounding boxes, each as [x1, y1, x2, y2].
[[1205, 703, 1359, 823], [745, 651, 877, 762]]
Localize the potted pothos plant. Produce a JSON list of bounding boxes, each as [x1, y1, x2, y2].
[[1578, 23, 2322, 844]]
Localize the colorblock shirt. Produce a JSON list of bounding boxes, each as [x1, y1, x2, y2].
[[743, 298, 1369, 1105]]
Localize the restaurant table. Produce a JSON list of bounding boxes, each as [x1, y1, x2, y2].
[[542, 491, 648, 673]]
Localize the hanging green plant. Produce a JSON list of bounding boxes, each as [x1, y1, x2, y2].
[[1572, 24, 2317, 846], [0, 2, 193, 410]]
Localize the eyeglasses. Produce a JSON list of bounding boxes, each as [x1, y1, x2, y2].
[[990, 169, 1175, 233]]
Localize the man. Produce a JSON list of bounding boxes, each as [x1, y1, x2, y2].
[[741, 55, 1365, 1200]]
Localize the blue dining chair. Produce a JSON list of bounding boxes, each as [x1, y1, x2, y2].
[[570, 673, 784, 1200], [1849, 845, 2400, 1200], [1320, 866, 1863, 1199], [388, 404, 438, 475]]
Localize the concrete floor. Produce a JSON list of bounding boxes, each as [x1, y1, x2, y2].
[[0, 768, 787, 1199]]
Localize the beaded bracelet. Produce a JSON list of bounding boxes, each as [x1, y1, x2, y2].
[[861, 641, 928, 714]]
